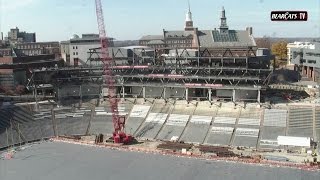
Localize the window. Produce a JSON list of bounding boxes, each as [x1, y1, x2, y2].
[[307, 60, 316, 64], [73, 46, 75, 49], [73, 52, 75, 55], [76, 46, 78, 49]]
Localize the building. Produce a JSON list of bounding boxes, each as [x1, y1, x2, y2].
[[14, 42, 60, 57], [139, 7, 256, 50], [62, 34, 114, 66], [7, 27, 36, 44], [287, 42, 315, 65], [290, 42, 320, 83], [0, 48, 13, 57], [60, 41, 71, 65], [0, 54, 60, 88], [29, 6, 272, 103]]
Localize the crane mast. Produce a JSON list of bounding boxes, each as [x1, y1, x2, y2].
[[95, 0, 132, 144]]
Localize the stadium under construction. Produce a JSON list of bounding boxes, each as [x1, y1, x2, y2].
[[28, 46, 272, 105], [1, 4, 320, 179]]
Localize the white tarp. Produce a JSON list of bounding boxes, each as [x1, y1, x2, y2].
[[129, 105, 150, 118], [260, 139, 279, 146], [235, 128, 259, 137], [96, 112, 127, 116], [277, 136, 311, 147], [166, 114, 189, 126], [238, 118, 261, 126], [211, 127, 234, 134], [214, 117, 236, 124], [145, 113, 168, 124], [190, 115, 212, 124]]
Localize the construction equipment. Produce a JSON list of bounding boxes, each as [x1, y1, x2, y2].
[[94, 0, 133, 144]]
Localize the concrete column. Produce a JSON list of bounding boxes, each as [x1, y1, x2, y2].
[[122, 86, 125, 99], [163, 87, 166, 99], [313, 105, 317, 141], [34, 86, 39, 111], [208, 89, 212, 102], [51, 109, 57, 137], [311, 68, 315, 81], [79, 85, 82, 107], [142, 87, 146, 99], [185, 88, 189, 101], [232, 89, 236, 102], [257, 90, 261, 103]]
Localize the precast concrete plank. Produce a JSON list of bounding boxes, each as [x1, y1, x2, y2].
[[165, 114, 189, 127], [205, 126, 234, 146], [263, 109, 287, 127], [237, 118, 261, 126], [287, 128, 313, 137], [213, 117, 236, 124], [156, 125, 185, 141], [129, 105, 151, 118], [135, 122, 164, 139], [89, 116, 114, 135], [125, 117, 146, 135], [233, 136, 258, 148], [180, 123, 210, 144]]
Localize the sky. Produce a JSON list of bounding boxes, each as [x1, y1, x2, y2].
[[0, 0, 319, 42]]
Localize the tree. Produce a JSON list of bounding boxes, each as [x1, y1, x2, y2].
[[271, 41, 288, 68], [255, 36, 272, 49]]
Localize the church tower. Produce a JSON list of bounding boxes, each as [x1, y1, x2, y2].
[[219, 6, 229, 34], [185, 1, 194, 31]]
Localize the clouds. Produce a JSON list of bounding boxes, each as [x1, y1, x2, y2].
[[1, 0, 38, 11]]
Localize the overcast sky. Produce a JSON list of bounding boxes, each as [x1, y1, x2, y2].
[[0, 0, 319, 41]]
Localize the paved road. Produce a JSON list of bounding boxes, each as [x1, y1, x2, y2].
[[0, 142, 319, 180]]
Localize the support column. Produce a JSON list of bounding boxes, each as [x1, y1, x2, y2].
[[79, 85, 82, 107], [313, 105, 317, 141], [51, 109, 57, 137], [142, 87, 146, 99], [122, 86, 125, 99], [208, 89, 212, 102], [163, 87, 166, 99], [34, 86, 39, 111], [185, 88, 189, 101], [232, 89, 236, 102], [257, 90, 261, 103]]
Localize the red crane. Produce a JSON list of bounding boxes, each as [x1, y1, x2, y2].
[[95, 0, 133, 144]]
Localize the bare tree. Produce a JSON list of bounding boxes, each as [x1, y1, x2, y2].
[[255, 36, 272, 49]]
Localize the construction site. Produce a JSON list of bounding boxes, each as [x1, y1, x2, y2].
[[1, 0, 320, 179]]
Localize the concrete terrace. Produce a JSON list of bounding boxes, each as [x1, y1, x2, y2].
[[1, 99, 320, 151]]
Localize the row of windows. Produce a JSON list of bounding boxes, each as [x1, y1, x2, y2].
[[17, 44, 56, 49], [168, 44, 192, 48], [167, 40, 192, 44], [73, 52, 79, 55], [73, 46, 78, 49], [308, 60, 317, 64], [306, 52, 320, 57]]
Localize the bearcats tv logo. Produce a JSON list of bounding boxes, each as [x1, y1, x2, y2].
[[271, 11, 308, 21]]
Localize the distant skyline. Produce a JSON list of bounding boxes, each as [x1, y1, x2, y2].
[[0, 0, 319, 42]]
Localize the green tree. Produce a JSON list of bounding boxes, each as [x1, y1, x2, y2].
[[271, 41, 288, 67]]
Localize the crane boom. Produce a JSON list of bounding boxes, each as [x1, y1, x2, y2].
[[95, 0, 132, 144]]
